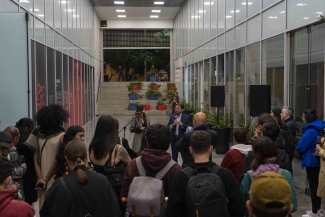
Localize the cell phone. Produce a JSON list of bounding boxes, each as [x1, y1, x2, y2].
[[36, 182, 45, 189]]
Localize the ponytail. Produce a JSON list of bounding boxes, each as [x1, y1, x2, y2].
[[75, 157, 88, 184]]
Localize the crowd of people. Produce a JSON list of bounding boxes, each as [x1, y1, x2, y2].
[[0, 103, 324, 217]]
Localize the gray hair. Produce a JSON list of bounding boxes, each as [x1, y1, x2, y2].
[[282, 106, 293, 117]]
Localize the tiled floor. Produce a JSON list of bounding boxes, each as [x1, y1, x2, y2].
[[34, 114, 318, 217]]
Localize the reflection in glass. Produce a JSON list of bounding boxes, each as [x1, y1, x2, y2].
[[217, 54, 225, 85], [34, 0, 44, 21], [235, 48, 246, 126], [45, 0, 53, 26], [218, 0, 225, 33], [247, 0, 260, 18], [262, 1, 285, 38], [35, 42, 47, 110], [47, 47, 55, 105], [262, 34, 284, 110], [63, 54, 69, 127], [226, 0, 234, 30], [225, 51, 234, 117], [203, 58, 211, 110], [56, 51, 63, 105], [34, 18, 45, 43]]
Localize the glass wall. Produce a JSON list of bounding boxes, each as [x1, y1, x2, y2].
[[0, 0, 96, 126]]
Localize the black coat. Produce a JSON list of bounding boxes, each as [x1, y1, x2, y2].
[[176, 124, 217, 166], [40, 166, 122, 217], [166, 161, 247, 217]]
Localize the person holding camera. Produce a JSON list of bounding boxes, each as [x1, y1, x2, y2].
[[130, 104, 150, 155]]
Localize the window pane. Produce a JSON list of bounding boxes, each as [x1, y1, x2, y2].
[[35, 42, 47, 109], [226, 0, 234, 30], [204, 0, 210, 42], [226, 28, 234, 51], [235, 23, 246, 48], [56, 51, 63, 105], [47, 47, 55, 104], [247, 0, 260, 18], [262, 1, 285, 38], [54, 0, 61, 32], [217, 34, 224, 54], [34, 18, 45, 43], [0, 0, 18, 12], [263, 0, 278, 9], [236, 0, 246, 24], [19, 0, 33, 12], [45, 0, 53, 26], [34, 0, 44, 21], [204, 58, 211, 110], [247, 15, 260, 44], [210, 0, 217, 38], [46, 25, 54, 47], [218, 0, 225, 34], [61, 0, 67, 36], [235, 48, 246, 126]]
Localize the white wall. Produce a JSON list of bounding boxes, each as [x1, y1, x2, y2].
[[102, 19, 173, 29]]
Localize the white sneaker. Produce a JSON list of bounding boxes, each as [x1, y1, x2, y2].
[[306, 210, 324, 217]]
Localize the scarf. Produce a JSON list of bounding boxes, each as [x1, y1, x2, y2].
[[252, 157, 279, 178]]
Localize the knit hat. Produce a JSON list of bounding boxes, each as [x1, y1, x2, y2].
[[0, 131, 13, 148], [249, 171, 292, 213]]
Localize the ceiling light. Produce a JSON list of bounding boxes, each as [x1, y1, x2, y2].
[[65, 9, 75, 12], [60, 1, 68, 3], [242, 2, 253, 5], [114, 1, 124, 4], [204, 2, 214, 5], [303, 17, 309, 19], [268, 16, 278, 18], [191, 15, 200, 18], [73, 15, 79, 17], [30, 9, 40, 11], [154, 2, 164, 4], [226, 16, 232, 18], [279, 11, 285, 13], [116, 9, 125, 12], [150, 15, 159, 18], [230, 10, 240, 13], [20, 0, 29, 2], [152, 10, 161, 13], [198, 10, 206, 13], [316, 12, 324, 14], [37, 14, 44, 17], [118, 15, 126, 17], [296, 3, 306, 6]]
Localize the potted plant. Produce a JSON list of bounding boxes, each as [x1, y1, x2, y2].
[[128, 91, 143, 100], [147, 65, 158, 82], [212, 111, 232, 154], [127, 81, 143, 91], [145, 103, 150, 111], [157, 99, 167, 110], [167, 82, 176, 90], [145, 89, 162, 100], [165, 90, 176, 104], [148, 82, 161, 90], [128, 102, 139, 111]]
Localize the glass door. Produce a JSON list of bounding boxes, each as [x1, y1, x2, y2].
[[290, 23, 325, 123]]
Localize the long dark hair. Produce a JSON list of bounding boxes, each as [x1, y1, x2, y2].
[[135, 104, 147, 122], [251, 137, 279, 171], [89, 115, 117, 160], [56, 125, 84, 178], [113, 118, 121, 143]]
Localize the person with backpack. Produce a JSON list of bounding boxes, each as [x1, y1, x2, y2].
[[220, 127, 252, 184], [240, 137, 297, 216], [120, 123, 182, 217], [296, 109, 325, 217], [246, 171, 293, 217], [167, 131, 247, 217]]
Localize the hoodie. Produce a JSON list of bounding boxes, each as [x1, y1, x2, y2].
[[120, 148, 182, 198], [297, 119, 325, 168], [0, 188, 34, 217], [220, 144, 252, 183]]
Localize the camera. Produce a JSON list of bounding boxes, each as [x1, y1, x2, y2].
[[36, 182, 46, 189], [317, 12, 324, 20]]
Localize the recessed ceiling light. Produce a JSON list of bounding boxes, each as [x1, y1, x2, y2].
[[303, 17, 309, 19], [73, 15, 79, 17], [154, 2, 164, 4], [226, 16, 232, 18], [116, 9, 125, 12], [268, 16, 278, 19], [198, 10, 206, 13], [204, 2, 214, 5], [316, 12, 324, 14], [37, 14, 44, 17], [60, 1, 68, 3], [118, 15, 126, 17], [30, 8, 40, 11], [65, 9, 75, 12], [296, 3, 306, 6], [20, 0, 29, 2], [230, 10, 240, 13], [150, 15, 159, 18], [242, 2, 253, 5], [114, 1, 124, 4], [152, 10, 161, 13], [279, 11, 285, 13], [191, 15, 200, 18]]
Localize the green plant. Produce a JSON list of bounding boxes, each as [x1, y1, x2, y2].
[[126, 81, 143, 91], [165, 90, 176, 104], [127, 101, 139, 109], [167, 82, 176, 87], [148, 82, 161, 89], [147, 65, 158, 77], [145, 89, 162, 98], [181, 100, 196, 111], [212, 111, 232, 129], [157, 98, 166, 105], [128, 91, 143, 98], [204, 111, 217, 126]]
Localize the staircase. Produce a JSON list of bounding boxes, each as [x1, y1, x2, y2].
[[96, 82, 171, 116]]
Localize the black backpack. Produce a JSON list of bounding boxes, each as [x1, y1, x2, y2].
[[181, 165, 229, 217]]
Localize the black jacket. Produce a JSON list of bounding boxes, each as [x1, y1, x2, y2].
[[40, 166, 122, 217], [166, 161, 247, 217], [176, 124, 217, 165]]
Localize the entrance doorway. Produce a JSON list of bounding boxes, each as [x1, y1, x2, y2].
[[290, 23, 325, 123]]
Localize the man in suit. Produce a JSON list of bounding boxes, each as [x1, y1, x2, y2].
[[167, 104, 191, 162], [176, 112, 217, 167]]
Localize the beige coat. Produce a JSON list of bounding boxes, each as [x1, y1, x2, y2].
[[317, 137, 325, 197]]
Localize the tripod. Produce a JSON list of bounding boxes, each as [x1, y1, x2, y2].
[[119, 116, 137, 139]]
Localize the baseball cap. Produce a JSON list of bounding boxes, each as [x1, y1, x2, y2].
[[249, 171, 292, 213], [0, 131, 13, 148]]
